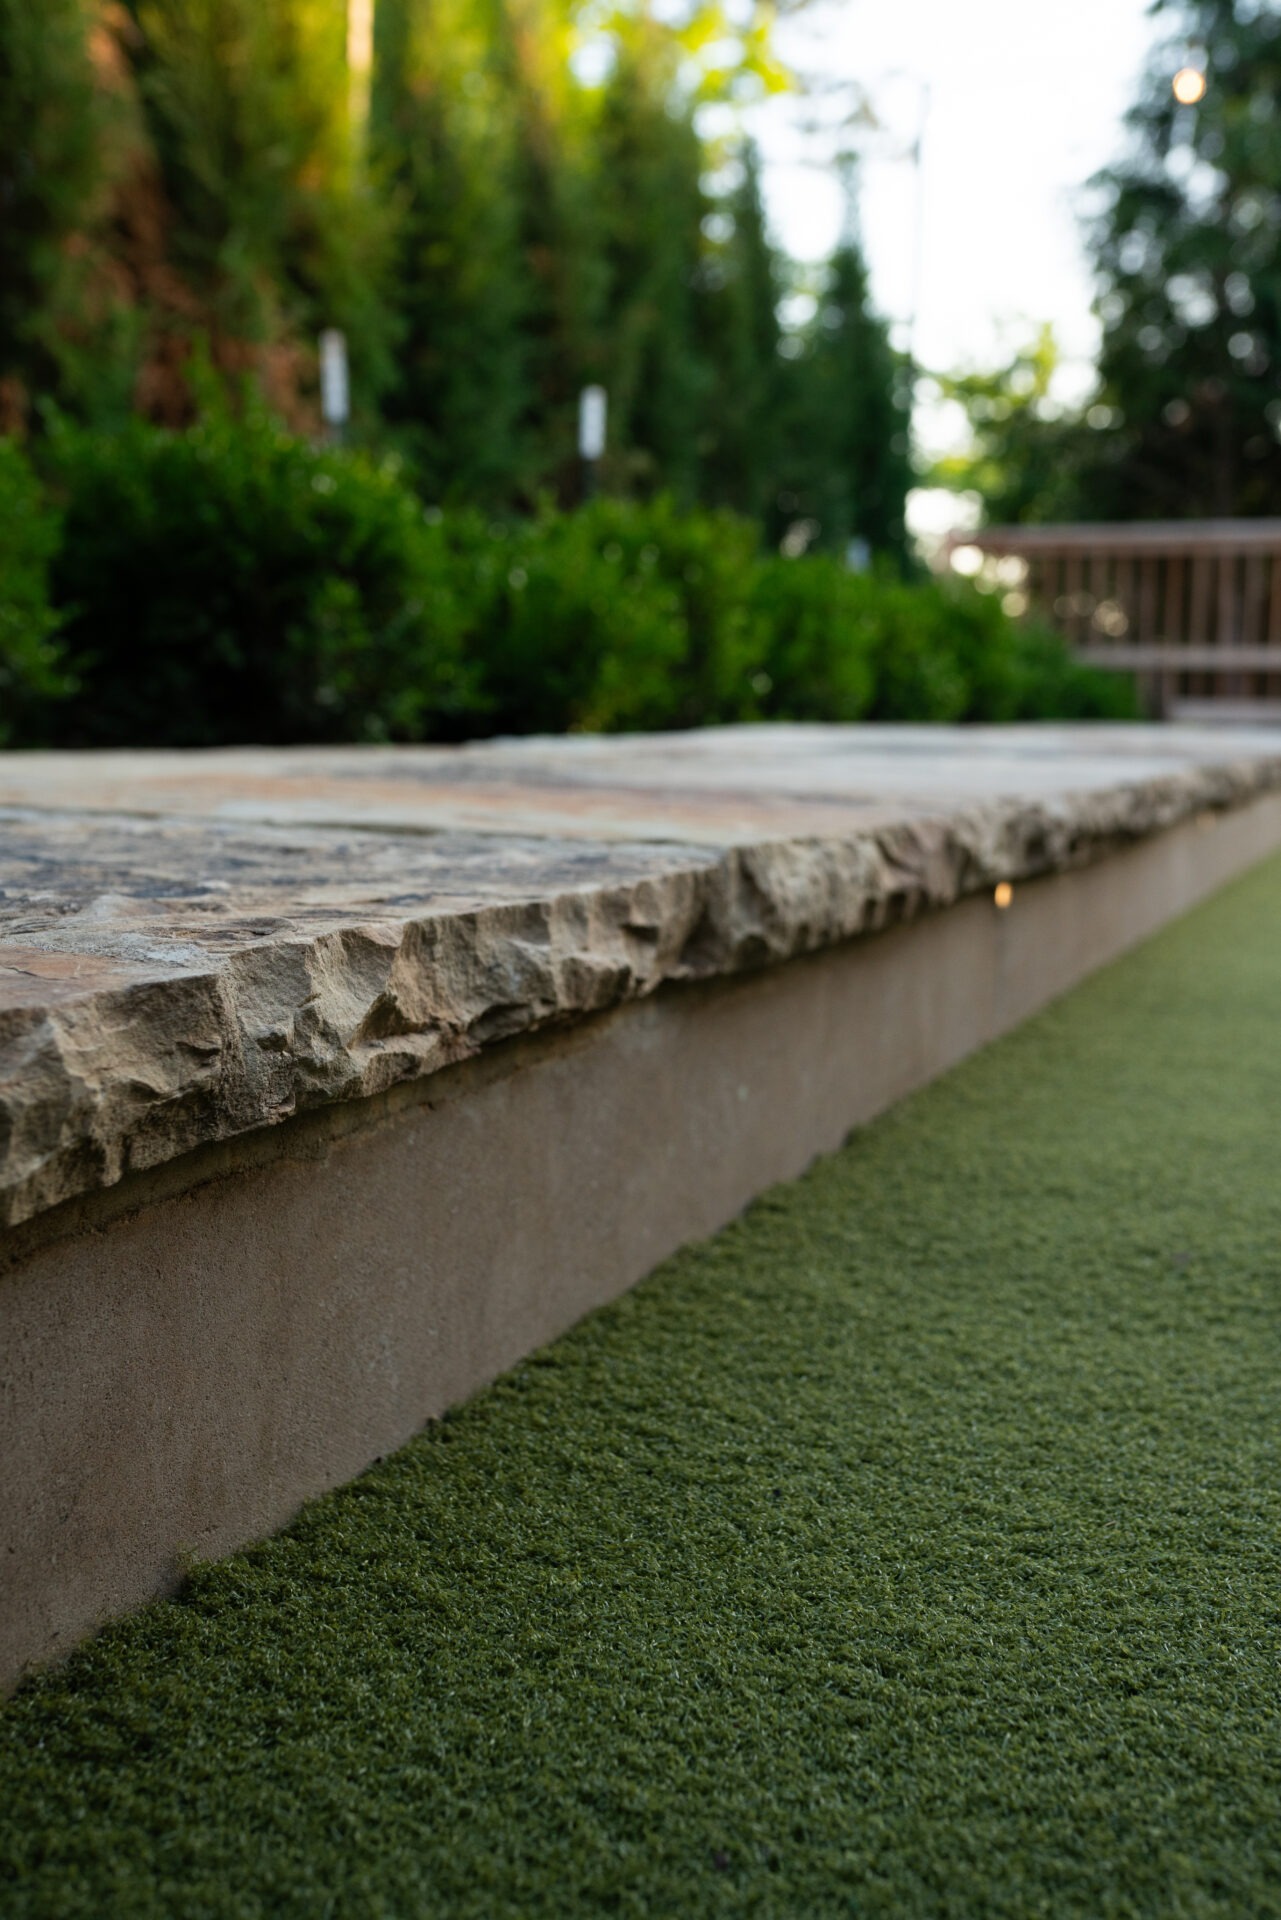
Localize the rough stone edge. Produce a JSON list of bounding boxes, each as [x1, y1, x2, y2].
[[3, 757, 1279, 1229]]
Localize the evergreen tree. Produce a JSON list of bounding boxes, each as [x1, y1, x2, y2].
[[118, 0, 397, 422], [785, 240, 912, 563], [1081, 0, 1281, 517], [494, 0, 603, 500], [0, 0, 917, 553], [698, 142, 785, 527], [0, 0, 113, 425], [373, 0, 533, 500], [590, 20, 710, 499], [931, 327, 1096, 526]]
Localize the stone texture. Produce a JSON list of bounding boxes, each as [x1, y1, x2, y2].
[[4, 723, 1281, 1229]]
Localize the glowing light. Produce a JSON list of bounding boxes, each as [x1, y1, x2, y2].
[[1172, 67, 1206, 105], [1092, 599, 1130, 638], [950, 543, 984, 578], [347, 0, 374, 152], [347, 0, 374, 74], [994, 883, 1013, 910]]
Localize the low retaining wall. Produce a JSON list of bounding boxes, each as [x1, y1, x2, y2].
[[4, 724, 1281, 1688]]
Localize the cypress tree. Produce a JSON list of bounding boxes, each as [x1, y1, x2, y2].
[[116, 0, 396, 422], [590, 20, 709, 499], [1084, 0, 1281, 517], [0, 0, 112, 425], [492, 0, 601, 501], [373, 0, 533, 500], [698, 141, 785, 527], [787, 240, 912, 564]]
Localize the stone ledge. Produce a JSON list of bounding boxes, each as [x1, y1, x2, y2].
[[4, 723, 1281, 1229]]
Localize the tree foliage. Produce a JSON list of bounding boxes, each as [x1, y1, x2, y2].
[[1083, 0, 1281, 518], [945, 0, 1281, 524], [698, 145, 785, 524], [786, 242, 912, 563], [2, 0, 913, 562], [931, 327, 1098, 525], [372, 0, 536, 498], [0, 0, 121, 427]]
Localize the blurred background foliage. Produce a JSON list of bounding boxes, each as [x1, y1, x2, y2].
[[0, 0, 1138, 745], [0, 0, 910, 558], [5, 413, 1128, 748], [937, 0, 1281, 525]]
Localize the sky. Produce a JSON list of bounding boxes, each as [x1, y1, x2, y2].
[[746, 0, 1166, 487]]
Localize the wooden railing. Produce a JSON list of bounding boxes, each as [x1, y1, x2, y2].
[[959, 522, 1281, 718]]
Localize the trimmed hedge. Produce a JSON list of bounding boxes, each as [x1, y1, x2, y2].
[[43, 413, 469, 747], [3, 420, 1134, 748], [441, 498, 767, 736]]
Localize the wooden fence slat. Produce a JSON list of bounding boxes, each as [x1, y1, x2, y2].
[[960, 523, 1281, 713], [1088, 548, 1108, 655], [1218, 549, 1240, 697], [1075, 644, 1281, 670], [1244, 553, 1265, 703], [1065, 553, 1083, 649], [1164, 555, 1184, 714]]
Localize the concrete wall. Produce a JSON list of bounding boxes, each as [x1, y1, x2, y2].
[[4, 792, 1281, 1690]]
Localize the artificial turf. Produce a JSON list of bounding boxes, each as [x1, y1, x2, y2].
[[5, 856, 1281, 1919]]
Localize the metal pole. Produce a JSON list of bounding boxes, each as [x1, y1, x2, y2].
[[320, 329, 350, 447], [578, 385, 607, 502]]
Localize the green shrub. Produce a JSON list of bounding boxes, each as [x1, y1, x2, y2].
[[747, 560, 1133, 728], [1004, 616, 1138, 720], [0, 438, 70, 744], [21, 411, 1133, 747], [746, 557, 876, 722], [848, 576, 972, 723], [438, 506, 688, 736], [904, 578, 1137, 723], [45, 410, 470, 747], [446, 496, 766, 735]]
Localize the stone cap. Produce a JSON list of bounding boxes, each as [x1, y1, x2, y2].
[[3, 723, 1280, 1228]]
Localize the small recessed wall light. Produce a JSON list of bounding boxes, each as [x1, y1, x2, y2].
[[994, 882, 1013, 910]]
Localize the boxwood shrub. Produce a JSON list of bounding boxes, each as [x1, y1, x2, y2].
[[0, 418, 1134, 747], [43, 411, 469, 747]]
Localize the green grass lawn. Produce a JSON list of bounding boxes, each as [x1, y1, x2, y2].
[[6, 854, 1281, 1918]]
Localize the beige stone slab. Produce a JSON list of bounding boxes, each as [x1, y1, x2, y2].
[[6, 724, 1281, 839], [4, 723, 1281, 1227], [6, 789, 1281, 1692]]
